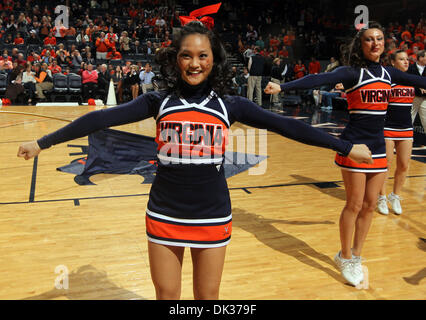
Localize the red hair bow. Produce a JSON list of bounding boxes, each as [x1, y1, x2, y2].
[[179, 3, 222, 30]]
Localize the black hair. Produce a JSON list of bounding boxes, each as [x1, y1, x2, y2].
[[341, 21, 386, 68], [390, 49, 407, 62], [155, 21, 234, 97]]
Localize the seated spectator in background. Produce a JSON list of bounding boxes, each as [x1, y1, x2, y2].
[[233, 66, 249, 97], [324, 56, 339, 72], [143, 41, 154, 56], [412, 34, 425, 50], [48, 59, 62, 74], [56, 43, 69, 57], [5, 75, 25, 104], [34, 63, 53, 101], [95, 32, 111, 60], [10, 48, 19, 62], [41, 45, 56, 59], [308, 56, 321, 74], [1, 50, 12, 62], [123, 64, 139, 100], [43, 31, 57, 46], [71, 50, 83, 71], [16, 53, 26, 67], [294, 59, 307, 79], [315, 83, 346, 111], [82, 63, 98, 102], [14, 32, 24, 45], [0, 59, 13, 71], [2, 33, 14, 45], [255, 36, 265, 50], [56, 50, 67, 66], [27, 50, 41, 64], [9, 61, 24, 83], [111, 65, 124, 103], [161, 34, 172, 48], [139, 63, 155, 94], [278, 45, 289, 59], [22, 62, 36, 104], [106, 47, 122, 60], [83, 50, 96, 65], [122, 61, 132, 75], [97, 63, 110, 101], [27, 30, 41, 45], [119, 31, 131, 55], [106, 26, 118, 49]]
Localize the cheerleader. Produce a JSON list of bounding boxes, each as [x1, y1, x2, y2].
[[265, 22, 426, 286], [378, 50, 415, 215], [18, 21, 372, 299]]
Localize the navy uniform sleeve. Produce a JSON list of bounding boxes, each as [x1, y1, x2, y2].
[[37, 91, 162, 149], [226, 96, 353, 156], [280, 66, 358, 91], [385, 66, 426, 88]]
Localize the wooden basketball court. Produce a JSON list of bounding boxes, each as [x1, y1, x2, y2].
[[0, 104, 424, 300]]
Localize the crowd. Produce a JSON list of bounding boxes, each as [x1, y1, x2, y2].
[[0, 0, 425, 106]]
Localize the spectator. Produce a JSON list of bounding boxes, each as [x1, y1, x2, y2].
[[43, 31, 57, 46], [308, 56, 321, 74], [119, 31, 131, 55], [270, 58, 285, 106], [247, 46, 265, 106], [27, 51, 40, 64], [123, 64, 139, 100], [14, 32, 24, 45], [34, 63, 53, 101], [22, 62, 36, 104], [71, 50, 83, 71], [97, 63, 110, 100], [27, 30, 41, 45], [139, 63, 155, 94], [324, 56, 339, 72], [294, 59, 307, 79], [5, 74, 25, 104], [82, 63, 98, 102], [111, 65, 124, 103], [95, 32, 111, 60], [48, 59, 62, 75], [106, 47, 122, 60]]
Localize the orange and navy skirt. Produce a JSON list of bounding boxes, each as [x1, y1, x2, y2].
[[384, 127, 413, 141], [145, 163, 232, 248], [146, 210, 232, 248], [335, 152, 387, 173]]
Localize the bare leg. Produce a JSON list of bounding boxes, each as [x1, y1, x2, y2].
[[191, 246, 227, 300], [148, 241, 185, 300], [352, 172, 386, 256], [380, 139, 395, 196], [393, 140, 412, 195], [339, 170, 366, 259]]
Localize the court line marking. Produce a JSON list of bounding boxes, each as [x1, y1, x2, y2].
[[1, 174, 425, 206]]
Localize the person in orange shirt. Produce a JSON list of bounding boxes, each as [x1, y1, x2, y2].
[[34, 63, 53, 101], [14, 33, 24, 45], [308, 57, 321, 74], [161, 34, 172, 48], [48, 59, 62, 74], [106, 47, 122, 60], [43, 32, 57, 46], [294, 59, 306, 79], [95, 32, 111, 60]]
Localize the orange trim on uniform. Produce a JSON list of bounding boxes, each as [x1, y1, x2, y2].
[[335, 153, 387, 169], [384, 130, 413, 138], [146, 215, 232, 243]]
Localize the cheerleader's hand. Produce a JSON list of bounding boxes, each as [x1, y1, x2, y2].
[[264, 82, 281, 95], [17, 141, 41, 160], [348, 144, 373, 164]]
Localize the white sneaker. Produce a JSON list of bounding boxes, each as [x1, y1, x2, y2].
[[388, 193, 402, 215], [377, 195, 389, 215], [334, 251, 364, 286]]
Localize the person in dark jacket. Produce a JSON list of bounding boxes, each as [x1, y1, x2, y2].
[[247, 46, 265, 106]]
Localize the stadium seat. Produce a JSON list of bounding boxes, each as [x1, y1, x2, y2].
[[0, 73, 7, 97], [67, 73, 82, 103], [51, 73, 69, 102]]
